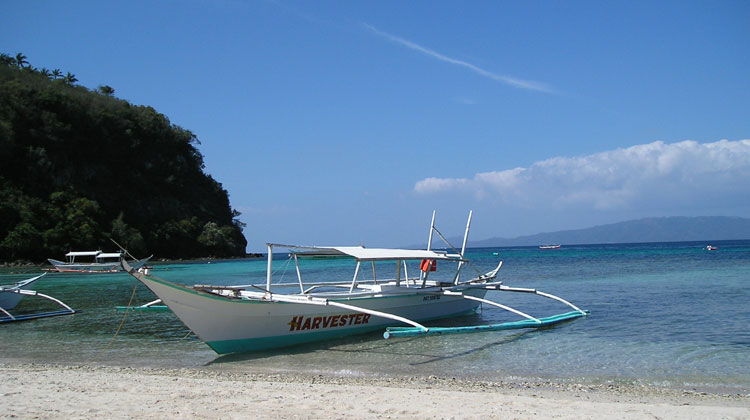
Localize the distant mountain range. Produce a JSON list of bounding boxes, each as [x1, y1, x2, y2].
[[468, 216, 750, 247]]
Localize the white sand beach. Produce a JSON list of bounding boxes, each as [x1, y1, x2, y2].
[[2, 363, 748, 419]]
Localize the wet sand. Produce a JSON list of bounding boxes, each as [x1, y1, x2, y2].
[[2, 363, 748, 419]]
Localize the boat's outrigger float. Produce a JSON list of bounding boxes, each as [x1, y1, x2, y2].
[[123, 211, 587, 354]]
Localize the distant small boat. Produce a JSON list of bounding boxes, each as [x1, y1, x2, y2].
[[706, 245, 718, 251], [539, 245, 561, 250], [47, 250, 152, 273]]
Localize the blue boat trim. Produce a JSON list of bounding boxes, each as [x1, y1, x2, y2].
[[0, 309, 77, 323], [383, 310, 589, 339], [207, 324, 385, 353]]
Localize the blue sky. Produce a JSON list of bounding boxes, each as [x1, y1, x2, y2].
[[5, 1, 750, 251]]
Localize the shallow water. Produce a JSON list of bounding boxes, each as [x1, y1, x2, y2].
[[1, 240, 748, 393]]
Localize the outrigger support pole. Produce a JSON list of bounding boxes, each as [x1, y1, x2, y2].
[[497, 285, 587, 315], [0, 306, 14, 320], [442, 290, 541, 324], [326, 300, 429, 332]]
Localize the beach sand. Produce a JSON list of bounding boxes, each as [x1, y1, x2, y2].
[[1, 363, 748, 419]]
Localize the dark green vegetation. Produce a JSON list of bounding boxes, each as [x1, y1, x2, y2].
[[0, 53, 247, 262]]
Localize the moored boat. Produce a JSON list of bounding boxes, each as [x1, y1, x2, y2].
[[48, 250, 152, 273], [122, 212, 587, 354], [0, 273, 76, 322], [539, 244, 561, 250]]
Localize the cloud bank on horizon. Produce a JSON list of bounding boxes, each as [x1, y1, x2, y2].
[[415, 139, 750, 214]]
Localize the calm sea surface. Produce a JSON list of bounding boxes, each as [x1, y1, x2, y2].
[[2, 240, 749, 393]]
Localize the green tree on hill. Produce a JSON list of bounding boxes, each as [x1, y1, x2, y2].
[[0, 52, 247, 262]]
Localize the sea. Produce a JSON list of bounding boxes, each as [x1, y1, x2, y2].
[[1, 240, 749, 394]]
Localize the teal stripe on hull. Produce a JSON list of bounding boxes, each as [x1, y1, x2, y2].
[[206, 307, 481, 354], [383, 310, 588, 339], [207, 324, 385, 354]]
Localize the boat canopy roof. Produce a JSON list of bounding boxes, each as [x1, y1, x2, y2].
[[283, 244, 462, 262], [65, 251, 102, 257], [97, 252, 122, 259]]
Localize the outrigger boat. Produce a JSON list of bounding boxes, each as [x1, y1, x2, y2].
[[48, 250, 152, 273], [122, 212, 587, 354], [0, 273, 76, 323]]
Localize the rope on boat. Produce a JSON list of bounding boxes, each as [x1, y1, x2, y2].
[[271, 254, 294, 285], [84, 277, 139, 366], [431, 226, 486, 278]]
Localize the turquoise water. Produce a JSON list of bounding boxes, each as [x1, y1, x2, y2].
[[1, 241, 748, 393]]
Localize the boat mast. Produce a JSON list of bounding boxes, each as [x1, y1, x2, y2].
[[453, 210, 472, 285], [426, 210, 436, 252], [266, 243, 273, 296], [420, 210, 437, 287]]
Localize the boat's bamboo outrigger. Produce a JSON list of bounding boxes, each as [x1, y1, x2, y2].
[[122, 211, 587, 354]]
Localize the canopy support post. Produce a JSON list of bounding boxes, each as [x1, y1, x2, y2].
[[403, 260, 410, 287], [420, 210, 436, 286], [395, 260, 401, 286], [293, 253, 304, 293], [265, 244, 273, 296], [349, 261, 361, 293]]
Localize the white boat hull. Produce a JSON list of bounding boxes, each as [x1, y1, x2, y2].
[[0, 290, 26, 310], [138, 274, 487, 354], [0, 274, 43, 310], [47, 256, 152, 273]]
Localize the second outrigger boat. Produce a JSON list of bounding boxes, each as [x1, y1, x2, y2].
[[48, 250, 152, 273], [123, 212, 587, 354]]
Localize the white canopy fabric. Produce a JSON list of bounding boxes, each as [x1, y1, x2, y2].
[[65, 251, 102, 257], [284, 244, 461, 261], [97, 253, 122, 259]]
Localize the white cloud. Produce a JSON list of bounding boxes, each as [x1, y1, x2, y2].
[[414, 139, 750, 212], [362, 23, 553, 93]]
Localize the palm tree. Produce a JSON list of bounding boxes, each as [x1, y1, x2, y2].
[[51, 69, 62, 79], [0, 53, 13, 66], [39, 68, 51, 78], [63, 72, 78, 85], [98, 85, 115, 96], [14, 53, 28, 68]]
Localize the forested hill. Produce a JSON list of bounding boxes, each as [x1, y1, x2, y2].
[[470, 216, 750, 247], [0, 53, 247, 262]]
